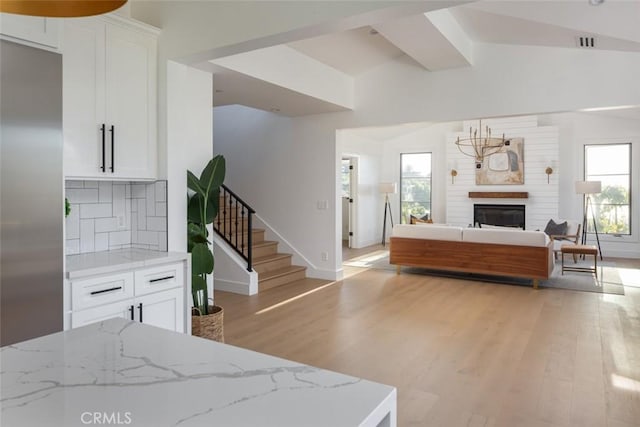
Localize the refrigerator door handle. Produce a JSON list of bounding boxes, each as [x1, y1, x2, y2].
[[129, 305, 134, 321], [138, 303, 143, 323]]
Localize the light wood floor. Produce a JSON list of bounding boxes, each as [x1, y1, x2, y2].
[[215, 256, 640, 427]]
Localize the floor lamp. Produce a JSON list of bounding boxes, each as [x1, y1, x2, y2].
[[380, 182, 397, 246], [575, 180, 603, 260]]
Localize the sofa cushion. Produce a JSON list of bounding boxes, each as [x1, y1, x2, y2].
[[392, 224, 463, 241], [462, 228, 549, 247]]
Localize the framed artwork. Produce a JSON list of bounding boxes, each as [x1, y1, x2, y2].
[[476, 137, 524, 185]]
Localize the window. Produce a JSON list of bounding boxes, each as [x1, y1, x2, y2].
[[340, 159, 351, 198], [400, 152, 432, 223], [584, 143, 631, 235]]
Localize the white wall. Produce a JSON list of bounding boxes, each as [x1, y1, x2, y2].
[[212, 105, 341, 279], [379, 122, 461, 226], [166, 61, 213, 252], [166, 61, 214, 301]]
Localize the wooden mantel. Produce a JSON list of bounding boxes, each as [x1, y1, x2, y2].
[[468, 192, 529, 199]]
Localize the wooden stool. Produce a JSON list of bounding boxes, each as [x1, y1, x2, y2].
[[561, 244, 598, 278]]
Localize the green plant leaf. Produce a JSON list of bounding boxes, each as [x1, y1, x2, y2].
[[192, 275, 208, 314], [188, 193, 204, 224], [191, 242, 214, 275], [187, 170, 205, 196], [200, 155, 226, 198], [188, 223, 208, 242], [192, 275, 207, 293]]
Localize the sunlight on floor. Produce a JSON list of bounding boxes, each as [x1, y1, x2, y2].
[[618, 267, 640, 287], [343, 250, 389, 267], [255, 280, 341, 315], [612, 373, 640, 392]]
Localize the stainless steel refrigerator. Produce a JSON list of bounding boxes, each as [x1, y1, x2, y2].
[[1, 39, 63, 346]]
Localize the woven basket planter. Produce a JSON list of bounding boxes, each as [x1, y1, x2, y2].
[[192, 305, 224, 343]]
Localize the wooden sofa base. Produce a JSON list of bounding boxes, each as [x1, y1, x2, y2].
[[389, 237, 553, 289]]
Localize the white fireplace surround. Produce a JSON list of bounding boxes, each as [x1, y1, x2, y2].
[[446, 116, 559, 231]]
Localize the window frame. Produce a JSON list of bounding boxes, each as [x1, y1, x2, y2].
[[399, 152, 432, 224], [583, 142, 632, 237]]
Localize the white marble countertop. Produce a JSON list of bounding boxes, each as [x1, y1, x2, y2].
[[1, 318, 397, 427], [66, 248, 189, 279]]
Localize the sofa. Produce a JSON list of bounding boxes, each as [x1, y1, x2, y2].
[[389, 224, 554, 288]]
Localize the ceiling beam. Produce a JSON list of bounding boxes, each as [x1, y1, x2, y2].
[[374, 10, 473, 71]]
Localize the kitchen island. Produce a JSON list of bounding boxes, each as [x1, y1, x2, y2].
[[1, 318, 396, 426]]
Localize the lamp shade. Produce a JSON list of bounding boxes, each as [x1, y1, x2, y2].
[[379, 182, 397, 194], [0, 1, 127, 17], [575, 180, 602, 194]]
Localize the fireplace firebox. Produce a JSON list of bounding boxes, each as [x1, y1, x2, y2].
[[473, 204, 525, 229]]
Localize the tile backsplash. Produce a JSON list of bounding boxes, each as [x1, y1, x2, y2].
[[65, 180, 167, 255]]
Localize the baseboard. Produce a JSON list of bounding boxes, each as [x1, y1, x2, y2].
[[306, 268, 341, 281], [604, 249, 640, 259], [214, 278, 257, 295]]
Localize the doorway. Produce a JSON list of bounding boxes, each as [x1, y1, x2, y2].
[[341, 157, 357, 248]]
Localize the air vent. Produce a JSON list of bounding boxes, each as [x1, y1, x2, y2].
[[576, 36, 596, 48]]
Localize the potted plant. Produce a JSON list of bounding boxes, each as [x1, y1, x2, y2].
[[187, 155, 225, 342]]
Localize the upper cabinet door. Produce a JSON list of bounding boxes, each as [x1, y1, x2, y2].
[[105, 23, 157, 180], [62, 19, 106, 178], [62, 17, 158, 181]]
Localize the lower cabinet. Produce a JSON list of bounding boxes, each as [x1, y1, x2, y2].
[[68, 261, 187, 333], [135, 288, 184, 332]]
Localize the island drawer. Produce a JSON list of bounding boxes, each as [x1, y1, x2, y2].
[[134, 262, 184, 296], [71, 272, 134, 311]]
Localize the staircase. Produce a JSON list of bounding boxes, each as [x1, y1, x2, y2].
[[215, 185, 307, 292]]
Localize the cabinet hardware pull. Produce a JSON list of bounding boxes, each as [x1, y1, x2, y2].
[[90, 286, 122, 296], [149, 275, 175, 283], [100, 124, 106, 172], [109, 125, 115, 173], [138, 303, 143, 322], [129, 305, 134, 321]]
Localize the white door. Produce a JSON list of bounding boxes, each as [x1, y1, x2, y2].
[[71, 299, 133, 329], [136, 288, 184, 333], [105, 23, 156, 179], [62, 18, 107, 178]]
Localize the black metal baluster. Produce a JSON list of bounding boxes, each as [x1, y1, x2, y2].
[[247, 213, 253, 271], [212, 184, 255, 271]]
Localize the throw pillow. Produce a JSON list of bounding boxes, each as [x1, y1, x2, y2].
[[410, 214, 433, 224], [544, 219, 568, 236]]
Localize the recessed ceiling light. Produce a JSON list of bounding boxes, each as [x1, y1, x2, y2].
[[588, 0, 604, 5], [270, 108, 280, 112]]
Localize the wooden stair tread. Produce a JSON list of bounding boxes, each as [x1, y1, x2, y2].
[[252, 253, 292, 265], [259, 265, 307, 280], [252, 240, 277, 249]]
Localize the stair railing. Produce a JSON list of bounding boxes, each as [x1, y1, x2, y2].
[[214, 184, 255, 271]]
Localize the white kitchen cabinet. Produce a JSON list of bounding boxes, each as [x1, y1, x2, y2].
[[68, 259, 187, 333], [63, 15, 158, 180], [135, 288, 184, 333], [71, 299, 133, 329], [0, 13, 59, 50]]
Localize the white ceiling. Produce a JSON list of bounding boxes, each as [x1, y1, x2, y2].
[[209, 0, 640, 117]]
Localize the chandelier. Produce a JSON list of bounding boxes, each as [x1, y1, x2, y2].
[[455, 120, 506, 165]]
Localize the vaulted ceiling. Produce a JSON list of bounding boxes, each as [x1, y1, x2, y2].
[[176, 1, 640, 117]]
